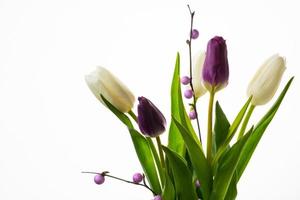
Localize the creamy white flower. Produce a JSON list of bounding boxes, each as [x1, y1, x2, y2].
[[192, 51, 207, 98], [85, 66, 135, 112], [247, 54, 286, 106]]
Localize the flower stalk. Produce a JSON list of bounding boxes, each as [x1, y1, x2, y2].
[[206, 89, 215, 163], [156, 137, 165, 169], [237, 104, 255, 140]]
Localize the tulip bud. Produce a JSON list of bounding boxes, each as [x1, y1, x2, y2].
[[247, 54, 286, 105], [202, 36, 229, 92], [137, 97, 166, 137], [85, 66, 135, 113], [192, 51, 207, 98]]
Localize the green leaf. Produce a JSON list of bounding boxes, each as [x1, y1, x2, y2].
[[224, 172, 238, 200], [173, 117, 212, 200], [162, 170, 175, 200], [101, 95, 161, 194], [168, 53, 202, 157], [214, 101, 230, 150], [147, 137, 165, 186], [129, 129, 162, 195], [236, 77, 294, 181], [101, 94, 134, 129], [163, 146, 198, 200], [168, 53, 186, 157], [212, 97, 252, 169], [210, 127, 253, 200]]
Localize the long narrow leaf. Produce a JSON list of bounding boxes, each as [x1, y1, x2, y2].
[[173, 117, 212, 200], [214, 101, 230, 151], [168, 53, 202, 158], [163, 146, 198, 200], [168, 53, 186, 157], [128, 129, 162, 194], [162, 170, 175, 200], [212, 97, 252, 168], [210, 127, 253, 200], [224, 172, 238, 200], [101, 94, 134, 129]]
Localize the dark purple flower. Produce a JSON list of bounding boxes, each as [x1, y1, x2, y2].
[[202, 36, 229, 91], [137, 97, 166, 137], [132, 173, 143, 183], [94, 174, 105, 185]]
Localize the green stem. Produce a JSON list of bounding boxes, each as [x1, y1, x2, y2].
[[128, 110, 138, 122], [237, 104, 255, 140], [147, 138, 165, 187], [207, 90, 215, 164], [156, 136, 165, 169]]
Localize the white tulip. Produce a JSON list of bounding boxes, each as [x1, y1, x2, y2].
[[85, 66, 135, 112], [247, 54, 286, 106], [192, 51, 207, 98]]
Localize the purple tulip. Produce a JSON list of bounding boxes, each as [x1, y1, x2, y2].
[[132, 173, 143, 183], [94, 174, 105, 185], [137, 97, 166, 137], [202, 36, 229, 91]]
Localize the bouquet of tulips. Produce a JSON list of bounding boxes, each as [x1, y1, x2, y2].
[[83, 7, 293, 200]]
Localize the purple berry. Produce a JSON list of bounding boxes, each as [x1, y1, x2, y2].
[[191, 29, 199, 39], [180, 76, 190, 85], [189, 110, 197, 120], [94, 174, 105, 185], [132, 172, 143, 183], [195, 180, 201, 188], [153, 195, 162, 200], [184, 89, 193, 99]]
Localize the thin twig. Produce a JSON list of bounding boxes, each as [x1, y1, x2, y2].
[[82, 171, 156, 195], [187, 5, 202, 143]]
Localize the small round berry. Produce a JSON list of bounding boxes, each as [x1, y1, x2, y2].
[[195, 179, 201, 188], [189, 110, 197, 120], [94, 174, 105, 185], [153, 195, 162, 200], [191, 29, 199, 39], [132, 172, 143, 183], [184, 89, 193, 99], [180, 76, 190, 85]]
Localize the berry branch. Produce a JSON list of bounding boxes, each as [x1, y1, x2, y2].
[[82, 171, 156, 195], [186, 5, 202, 143]]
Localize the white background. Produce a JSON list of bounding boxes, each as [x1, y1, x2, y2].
[[0, 0, 299, 199]]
